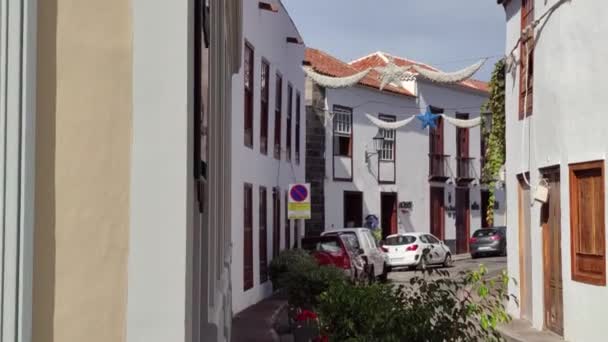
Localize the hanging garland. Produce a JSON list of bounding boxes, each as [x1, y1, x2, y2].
[[481, 59, 506, 226], [412, 59, 487, 84], [302, 66, 371, 89], [365, 108, 482, 130]]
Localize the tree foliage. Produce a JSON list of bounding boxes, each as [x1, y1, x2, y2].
[[481, 59, 506, 226]]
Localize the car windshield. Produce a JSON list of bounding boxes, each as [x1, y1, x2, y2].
[[326, 232, 360, 250], [384, 235, 416, 245], [473, 229, 499, 237], [302, 238, 342, 253]]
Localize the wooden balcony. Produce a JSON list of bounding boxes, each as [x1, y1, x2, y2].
[[456, 157, 476, 183], [429, 153, 450, 182]]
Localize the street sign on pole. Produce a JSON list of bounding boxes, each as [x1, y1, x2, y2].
[[288, 183, 311, 219]]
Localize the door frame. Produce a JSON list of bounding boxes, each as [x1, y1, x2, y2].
[[540, 166, 564, 336], [343, 191, 363, 227], [455, 187, 470, 254], [517, 173, 532, 321], [380, 192, 398, 238], [430, 187, 445, 240]]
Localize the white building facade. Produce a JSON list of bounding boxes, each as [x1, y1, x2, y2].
[[500, 0, 608, 340], [305, 49, 505, 255], [230, 0, 306, 314]]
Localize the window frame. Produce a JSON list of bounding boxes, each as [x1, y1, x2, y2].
[[332, 105, 353, 158], [569, 160, 606, 286], [295, 91, 301, 165], [378, 114, 396, 162], [243, 183, 254, 290], [244, 42, 254, 148], [274, 72, 282, 159], [286, 83, 293, 161], [260, 59, 270, 155], [259, 186, 268, 283], [519, 0, 535, 120]]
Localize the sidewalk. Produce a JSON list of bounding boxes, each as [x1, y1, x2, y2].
[[232, 295, 288, 342], [499, 319, 565, 342]]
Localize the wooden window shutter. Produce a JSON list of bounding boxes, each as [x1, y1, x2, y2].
[[569, 161, 606, 286], [259, 187, 268, 283]]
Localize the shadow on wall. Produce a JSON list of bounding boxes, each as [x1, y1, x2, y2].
[[399, 212, 415, 233], [33, 1, 57, 341]]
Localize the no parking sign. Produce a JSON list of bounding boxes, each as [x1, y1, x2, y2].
[[288, 183, 311, 219]]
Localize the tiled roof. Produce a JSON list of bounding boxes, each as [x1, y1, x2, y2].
[[349, 52, 489, 93], [304, 48, 415, 97]]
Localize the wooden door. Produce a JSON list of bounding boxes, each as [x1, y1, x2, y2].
[[381, 193, 398, 238], [430, 187, 445, 240], [518, 177, 533, 321], [344, 191, 363, 227], [272, 188, 281, 257], [455, 188, 470, 254], [243, 184, 253, 290], [541, 168, 563, 335], [481, 190, 490, 228]]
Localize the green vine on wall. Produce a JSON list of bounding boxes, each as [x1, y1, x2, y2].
[[481, 59, 506, 226]]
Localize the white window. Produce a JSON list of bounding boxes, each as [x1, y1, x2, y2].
[[379, 114, 396, 161], [333, 105, 353, 157]]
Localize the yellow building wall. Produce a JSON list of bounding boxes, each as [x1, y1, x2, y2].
[[33, 1, 132, 341]]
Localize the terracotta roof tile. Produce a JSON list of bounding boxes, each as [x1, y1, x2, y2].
[[349, 52, 489, 94], [304, 48, 415, 97]]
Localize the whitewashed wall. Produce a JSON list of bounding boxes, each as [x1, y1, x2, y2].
[[323, 81, 498, 247], [324, 86, 426, 233], [230, 0, 306, 314], [503, 1, 608, 340]]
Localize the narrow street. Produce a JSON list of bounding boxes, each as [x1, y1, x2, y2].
[[389, 256, 507, 284]]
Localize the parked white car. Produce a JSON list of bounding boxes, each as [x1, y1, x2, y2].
[[381, 233, 452, 271], [322, 227, 388, 281]]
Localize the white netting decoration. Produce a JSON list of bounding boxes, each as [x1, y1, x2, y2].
[[365, 114, 416, 129], [302, 66, 371, 89], [412, 59, 486, 84], [440, 114, 482, 128]]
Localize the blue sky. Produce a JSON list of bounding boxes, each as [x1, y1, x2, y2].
[[281, 0, 506, 81]]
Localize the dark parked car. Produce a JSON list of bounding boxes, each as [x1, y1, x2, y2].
[[470, 227, 507, 258], [301, 235, 365, 280]]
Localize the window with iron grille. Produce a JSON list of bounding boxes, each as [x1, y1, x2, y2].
[[333, 105, 352, 157], [244, 43, 254, 148], [378, 114, 396, 161]]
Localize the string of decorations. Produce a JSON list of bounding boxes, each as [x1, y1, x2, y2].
[[365, 106, 482, 130]]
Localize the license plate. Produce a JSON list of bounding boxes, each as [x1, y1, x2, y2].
[[391, 258, 404, 262], [478, 246, 491, 251]]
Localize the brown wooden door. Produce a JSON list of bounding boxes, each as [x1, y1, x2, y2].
[[273, 188, 281, 257], [518, 176, 533, 321], [481, 190, 490, 228], [381, 193, 398, 238], [344, 191, 363, 227], [259, 187, 268, 283], [430, 187, 445, 240], [455, 188, 470, 254], [541, 169, 563, 335], [243, 184, 253, 290]]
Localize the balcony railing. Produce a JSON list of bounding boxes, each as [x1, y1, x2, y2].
[[429, 153, 450, 181], [456, 157, 476, 182]]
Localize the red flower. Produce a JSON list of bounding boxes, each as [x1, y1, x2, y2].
[[295, 309, 318, 322], [313, 336, 328, 342]]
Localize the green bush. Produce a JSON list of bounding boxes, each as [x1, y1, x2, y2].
[[282, 264, 346, 309], [317, 266, 513, 342], [269, 249, 317, 290]]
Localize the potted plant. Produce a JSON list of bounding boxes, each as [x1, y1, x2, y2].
[[293, 309, 320, 342]]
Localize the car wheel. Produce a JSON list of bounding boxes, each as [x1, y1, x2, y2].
[[443, 253, 453, 268], [471, 253, 478, 259]]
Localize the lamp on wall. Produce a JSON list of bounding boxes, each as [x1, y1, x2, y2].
[[365, 130, 385, 163]]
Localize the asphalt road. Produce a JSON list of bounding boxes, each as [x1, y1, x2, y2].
[[388, 255, 507, 284]]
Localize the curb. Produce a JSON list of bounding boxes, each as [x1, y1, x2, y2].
[[453, 253, 472, 261]]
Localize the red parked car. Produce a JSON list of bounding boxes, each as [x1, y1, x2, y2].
[[301, 235, 364, 280]]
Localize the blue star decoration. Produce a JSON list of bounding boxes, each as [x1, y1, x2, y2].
[[416, 107, 440, 130]]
